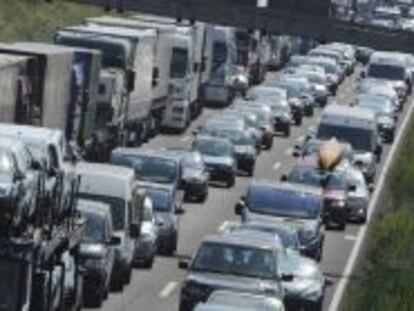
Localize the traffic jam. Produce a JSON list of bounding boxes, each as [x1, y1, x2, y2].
[[0, 11, 412, 311]]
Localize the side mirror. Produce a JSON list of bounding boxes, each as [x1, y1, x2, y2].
[[127, 70, 136, 92], [109, 236, 121, 246], [130, 223, 140, 238], [235, 199, 245, 215], [175, 207, 185, 215], [280, 174, 288, 182], [178, 259, 190, 270], [281, 273, 294, 282]]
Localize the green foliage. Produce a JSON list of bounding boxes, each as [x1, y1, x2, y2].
[[0, 0, 105, 42], [345, 120, 414, 311]]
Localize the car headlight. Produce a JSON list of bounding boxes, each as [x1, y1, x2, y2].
[[300, 275, 325, 301], [181, 281, 209, 299]]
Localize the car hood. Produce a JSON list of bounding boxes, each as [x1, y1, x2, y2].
[[203, 156, 234, 167], [183, 168, 205, 181], [186, 271, 282, 296]]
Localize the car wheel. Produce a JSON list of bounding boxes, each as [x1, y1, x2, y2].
[[265, 138, 273, 150], [123, 266, 132, 285], [308, 297, 324, 311], [295, 116, 302, 126], [284, 126, 291, 137], [226, 175, 235, 188], [247, 166, 255, 177], [337, 221, 346, 231], [143, 257, 155, 269], [165, 234, 178, 256]]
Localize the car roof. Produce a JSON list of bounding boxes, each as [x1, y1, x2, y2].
[[77, 162, 135, 181], [0, 124, 63, 146], [203, 230, 280, 251], [322, 104, 377, 120]]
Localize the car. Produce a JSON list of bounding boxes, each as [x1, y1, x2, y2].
[[284, 159, 349, 230], [194, 304, 249, 311], [0, 138, 42, 229], [140, 183, 183, 255], [210, 127, 257, 176], [110, 148, 185, 193], [277, 76, 316, 116], [192, 136, 236, 187], [235, 181, 325, 260], [305, 57, 342, 93], [133, 194, 158, 267], [283, 67, 329, 106], [337, 162, 370, 223], [355, 93, 397, 143], [232, 102, 275, 149], [246, 85, 288, 106], [76, 163, 142, 288], [309, 48, 346, 78], [167, 149, 209, 202], [178, 231, 289, 311], [77, 199, 119, 307], [230, 228, 326, 310], [206, 290, 285, 311], [269, 81, 305, 125], [316, 105, 382, 183], [357, 78, 400, 111]]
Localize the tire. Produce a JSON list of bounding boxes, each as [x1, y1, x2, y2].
[[123, 266, 132, 285], [142, 257, 154, 269], [247, 165, 255, 177], [284, 126, 291, 137], [337, 221, 346, 231], [226, 175, 235, 188], [295, 116, 302, 126], [166, 234, 178, 256], [265, 138, 273, 150]]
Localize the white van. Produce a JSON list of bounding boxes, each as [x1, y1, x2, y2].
[[76, 162, 143, 287], [316, 104, 381, 182]]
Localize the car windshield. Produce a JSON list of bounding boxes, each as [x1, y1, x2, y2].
[[247, 187, 320, 219], [275, 83, 301, 97], [81, 210, 106, 241], [0, 150, 13, 175], [111, 154, 177, 184], [368, 63, 405, 81], [357, 95, 393, 113], [145, 188, 172, 212], [217, 130, 255, 146], [192, 242, 275, 279], [0, 260, 22, 311], [317, 123, 374, 152], [288, 166, 347, 190], [170, 47, 188, 79], [78, 193, 125, 231], [194, 139, 232, 157]]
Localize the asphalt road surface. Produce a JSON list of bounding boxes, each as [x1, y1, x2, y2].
[[94, 69, 408, 311]]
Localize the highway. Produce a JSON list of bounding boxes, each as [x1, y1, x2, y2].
[[93, 68, 409, 311]]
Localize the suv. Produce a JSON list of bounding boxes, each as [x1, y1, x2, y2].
[[76, 163, 142, 288], [235, 181, 325, 260], [178, 231, 288, 311], [77, 199, 119, 307]]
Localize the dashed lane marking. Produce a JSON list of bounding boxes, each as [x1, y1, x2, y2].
[[159, 281, 178, 298], [285, 148, 293, 156], [273, 162, 281, 171], [218, 221, 230, 232], [344, 235, 358, 241]]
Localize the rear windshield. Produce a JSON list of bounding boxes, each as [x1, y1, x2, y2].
[[247, 186, 321, 219], [368, 63, 405, 81]]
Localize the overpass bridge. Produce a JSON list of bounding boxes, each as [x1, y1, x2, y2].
[[67, 0, 414, 52]]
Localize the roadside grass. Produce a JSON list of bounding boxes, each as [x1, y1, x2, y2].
[[0, 0, 109, 42], [344, 119, 414, 311]]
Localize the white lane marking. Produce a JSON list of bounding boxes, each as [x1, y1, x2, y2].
[[218, 221, 230, 232], [296, 135, 304, 142], [285, 148, 293, 156], [159, 281, 178, 298], [273, 162, 281, 171], [180, 135, 191, 142], [344, 235, 358, 241], [328, 99, 414, 311]]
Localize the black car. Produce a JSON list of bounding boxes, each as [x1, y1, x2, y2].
[[78, 199, 119, 307], [271, 103, 292, 137], [167, 149, 209, 202], [192, 136, 236, 187], [178, 231, 288, 311], [235, 181, 325, 261]]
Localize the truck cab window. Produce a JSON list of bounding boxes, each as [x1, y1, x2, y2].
[[170, 48, 189, 79]]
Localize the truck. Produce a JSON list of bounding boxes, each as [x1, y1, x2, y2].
[[132, 14, 213, 119], [0, 148, 84, 311], [0, 43, 102, 152], [55, 24, 157, 155], [84, 16, 194, 131]]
